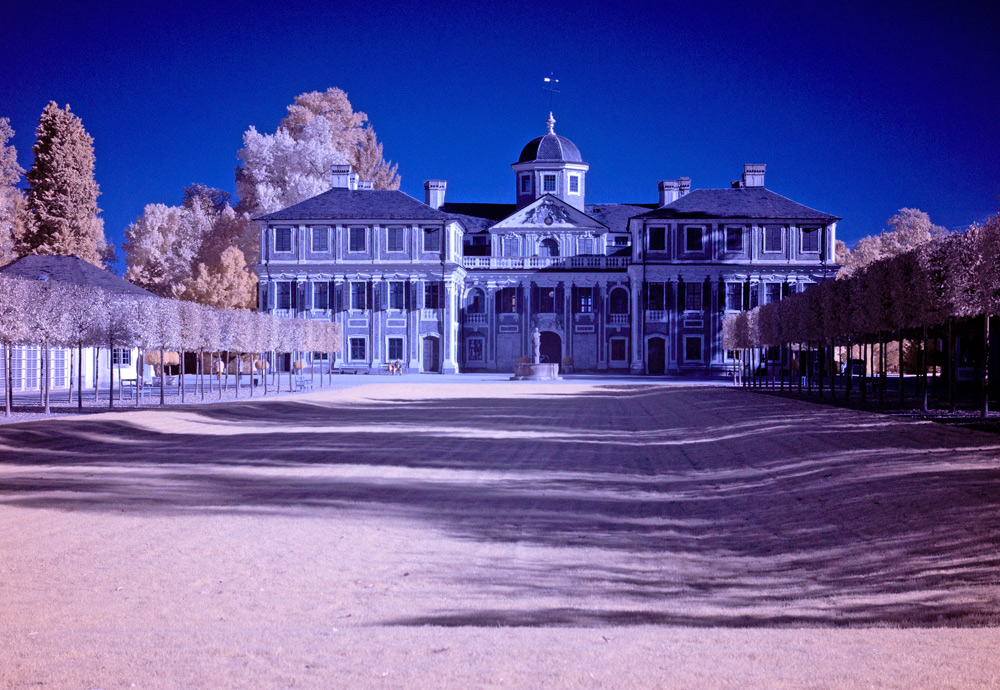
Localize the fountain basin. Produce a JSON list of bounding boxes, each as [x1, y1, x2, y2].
[[510, 362, 561, 381]]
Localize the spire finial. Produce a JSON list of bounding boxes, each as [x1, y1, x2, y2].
[[546, 112, 556, 134]]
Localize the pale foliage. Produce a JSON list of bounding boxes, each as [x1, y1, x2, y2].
[[23, 102, 107, 266], [838, 208, 947, 279], [124, 203, 213, 297], [180, 245, 256, 310], [0, 118, 27, 266], [236, 87, 399, 216]]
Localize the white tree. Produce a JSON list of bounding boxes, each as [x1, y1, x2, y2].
[[0, 277, 29, 414], [124, 203, 213, 298], [0, 118, 27, 265]]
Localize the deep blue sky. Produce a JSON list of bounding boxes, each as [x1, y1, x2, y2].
[[2, 0, 998, 263]]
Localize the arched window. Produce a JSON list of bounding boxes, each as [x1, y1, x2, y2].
[[609, 287, 629, 314], [467, 288, 485, 314], [539, 238, 560, 258]]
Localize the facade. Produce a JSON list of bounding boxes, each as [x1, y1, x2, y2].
[[0, 255, 150, 392], [254, 115, 839, 375]]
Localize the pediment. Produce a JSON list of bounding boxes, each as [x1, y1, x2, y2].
[[490, 195, 607, 233]]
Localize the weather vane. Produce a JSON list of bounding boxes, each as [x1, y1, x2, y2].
[[543, 73, 560, 111]]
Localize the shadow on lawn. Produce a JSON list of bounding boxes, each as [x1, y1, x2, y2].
[[1, 384, 999, 627]]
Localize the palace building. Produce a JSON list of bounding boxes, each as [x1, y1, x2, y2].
[[254, 114, 839, 375]]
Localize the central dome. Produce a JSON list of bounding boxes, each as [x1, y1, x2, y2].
[[517, 112, 583, 163], [518, 134, 583, 163]]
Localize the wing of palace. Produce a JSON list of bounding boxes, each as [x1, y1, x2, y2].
[[253, 113, 839, 375]]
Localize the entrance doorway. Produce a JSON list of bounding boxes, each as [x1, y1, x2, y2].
[[422, 336, 440, 373], [647, 337, 666, 375], [539, 331, 562, 365]]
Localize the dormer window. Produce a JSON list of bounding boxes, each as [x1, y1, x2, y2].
[[569, 175, 579, 193], [543, 174, 556, 192]]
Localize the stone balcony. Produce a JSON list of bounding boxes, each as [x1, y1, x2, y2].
[[461, 255, 630, 270]]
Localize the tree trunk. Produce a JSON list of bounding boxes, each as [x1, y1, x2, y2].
[[68, 347, 74, 405], [921, 326, 929, 412], [4, 344, 10, 416], [159, 349, 165, 406], [107, 338, 114, 409], [236, 353, 241, 399], [76, 344, 83, 409], [180, 350, 185, 404], [136, 349, 142, 408], [898, 332, 905, 408], [948, 319, 956, 413], [879, 335, 886, 409], [117, 349, 122, 406], [43, 342, 50, 414], [981, 314, 990, 418]]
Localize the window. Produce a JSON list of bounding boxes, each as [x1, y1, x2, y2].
[[684, 284, 702, 311], [313, 282, 330, 310], [388, 337, 404, 361], [311, 227, 329, 252], [802, 227, 820, 252], [276, 281, 292, 310], [609, 288, 629, 314], [500, 287, 518, 313], [610, 338, 627, 361], [467, 289, 484, 313], [350, 282, 367, 310], [349, 338, 367, 362], [521, 175, 531, 193], [349, 227, 366, 252], [647, 283, 665, 311], [614, 236, 629, 247], [766, 283, 782, 304], [538, 286, 555, 313], [578, 237, 594, 255], [389, 281, 405, 310], [543, 174, 556, 192], [764, 226, 782, 252], [569, 175, 579, 193], [649, 227, 665, 251], [274, 227, 292, 253], [424, 282, 440, 309], [726, 227, 743, 253], [503, 237, 519, 256], [576, 287, 593, 313], [685, 226, 703, 252], [423, 227, 441, 252], [684, 336, 702, 362], [111, 348, 132, 366], [539, 238, 559, 257], [726, 283, 743, 311], [387, 227, 405, 252], [467, 338, 484, 362]]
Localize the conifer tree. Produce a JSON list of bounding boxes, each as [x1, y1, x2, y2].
[[23, 102, 106, 266], [0, 118, 28, 265]]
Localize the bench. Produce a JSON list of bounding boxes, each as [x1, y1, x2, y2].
[[296, 377, 314, 392], [380, 361, 406, 375]]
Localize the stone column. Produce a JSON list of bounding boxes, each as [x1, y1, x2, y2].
[[630, 280, 644, 374], [442, 277, 459, 374]]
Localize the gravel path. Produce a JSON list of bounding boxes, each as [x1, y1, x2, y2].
[[1, 381, 998, 688]]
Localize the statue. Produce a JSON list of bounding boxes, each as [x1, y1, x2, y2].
[[532, 328, 541, 364]]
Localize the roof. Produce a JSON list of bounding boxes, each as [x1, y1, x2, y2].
[[637, 187, 840, 222], [518, 133, 583, 163], [0, 254, 155, 297], [257, 188, 451, 222], [586, 204, 657, 234], [447, 213, 496, 233]]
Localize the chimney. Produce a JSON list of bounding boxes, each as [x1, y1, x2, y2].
[[678, 177, 691, 197], [331, 163, 352, 189], [348, 172, 359, 190], [742, 164, 766, 188], [357, 180, 373, 191], [424, 179, 447, 209], [658, 180, 680, 207]]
